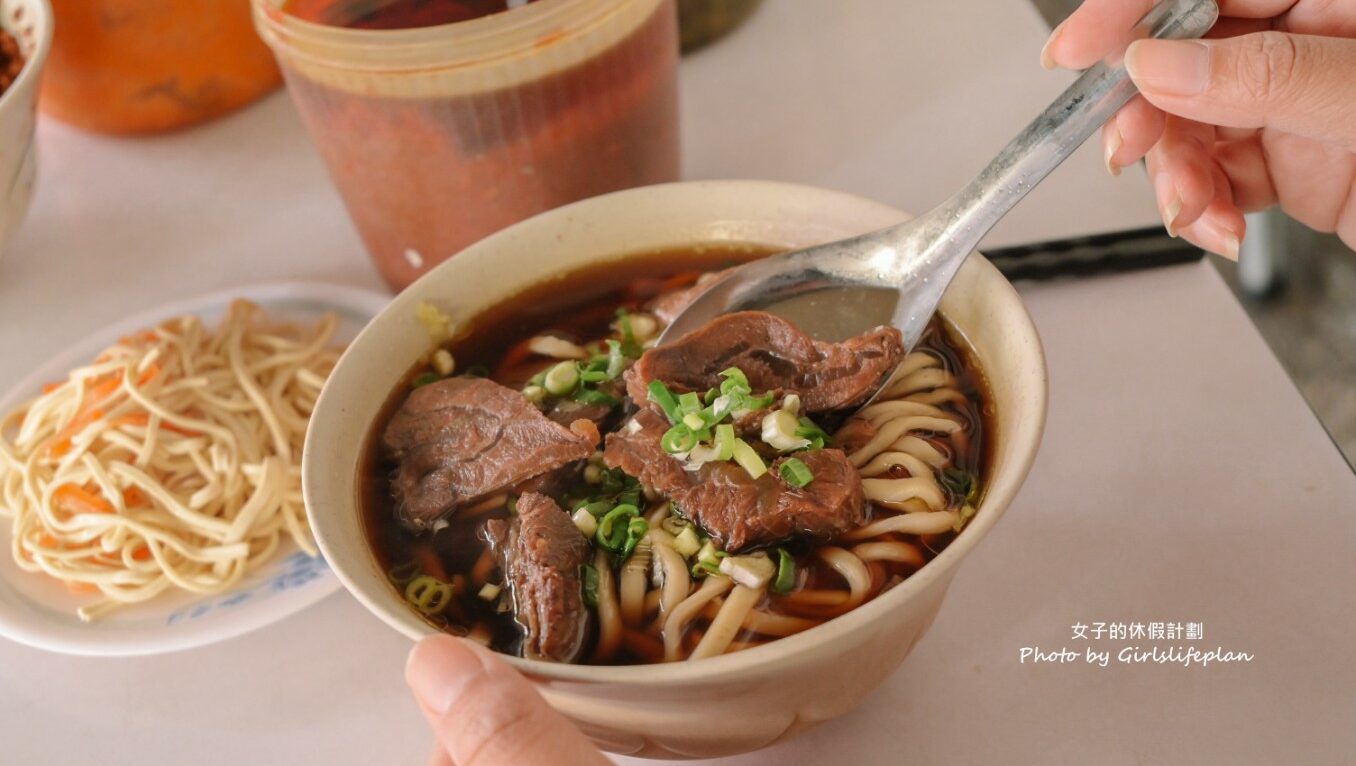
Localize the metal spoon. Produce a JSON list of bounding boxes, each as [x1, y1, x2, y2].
[[660, 0, 1220, 353]]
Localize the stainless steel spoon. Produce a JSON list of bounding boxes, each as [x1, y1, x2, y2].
[[660, 0, 1220, 354]]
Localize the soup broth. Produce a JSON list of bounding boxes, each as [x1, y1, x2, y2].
[[362, 246, 992, 664]]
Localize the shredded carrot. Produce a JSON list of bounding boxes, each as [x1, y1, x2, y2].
[[41, 382, 62, 394], [65, 581, 99, 594], [39, 533, 58, 548], [132, 546, 152, 562], [122, 486, 148, 508], [54, 484, 114, 515]]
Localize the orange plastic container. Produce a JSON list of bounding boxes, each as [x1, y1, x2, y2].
[[41, 0, 282, 134]]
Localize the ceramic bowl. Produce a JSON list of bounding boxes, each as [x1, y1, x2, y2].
[[303, 180, 1047, 759], [0, 0, 52, 256]]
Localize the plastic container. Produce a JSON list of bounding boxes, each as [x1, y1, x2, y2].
[[253, 0, 680, 290], [40, 0, 282, 134]]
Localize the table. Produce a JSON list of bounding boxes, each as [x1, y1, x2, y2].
[[4, 2, 1354, 764]]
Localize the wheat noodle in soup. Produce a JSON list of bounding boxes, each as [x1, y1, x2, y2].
[[364, 247, 992, 664]]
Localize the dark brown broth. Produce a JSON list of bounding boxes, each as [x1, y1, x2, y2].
[[360, 245, 992, 663]]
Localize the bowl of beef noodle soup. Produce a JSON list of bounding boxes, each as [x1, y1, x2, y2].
[[303, 181, 1047, 758]]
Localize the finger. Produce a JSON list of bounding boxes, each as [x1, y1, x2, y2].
[[406, 636, 612, 766], [1205, 16, 1273, 38], [1145, 118, 1217, 234], [1104, 95, 1165, 175], [428, 741, 454, 766], [1125, 33, 1356, 148], [1178, 198, 1246, 260], [1043, 0, 1154, 70], [1212, 135, 1278, 212]]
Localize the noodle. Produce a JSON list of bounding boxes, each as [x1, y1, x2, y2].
[[0, 301, 340, 621]]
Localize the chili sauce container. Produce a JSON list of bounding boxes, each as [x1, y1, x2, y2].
[[253, 0, 680, 290]]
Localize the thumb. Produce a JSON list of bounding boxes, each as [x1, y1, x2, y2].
[[1125, 32, 1356, 148], [406, 635, 611, 766]]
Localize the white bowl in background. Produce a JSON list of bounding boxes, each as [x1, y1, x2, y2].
[[303, 180, 1048, 759], [0, 0, 52, 256]]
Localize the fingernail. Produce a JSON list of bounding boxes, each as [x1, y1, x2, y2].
[[1040, 21, 1064, 70], [1125, 39, 1210, 96], [1219, 231, 1241, 261], [406, 636, 487, 716], [1162, 194, 1182, 237], [1104, 127, 1123, 177]]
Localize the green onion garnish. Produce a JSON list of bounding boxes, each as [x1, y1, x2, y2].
[[677, 391, 703, 415], [719, 367, 750, 394], [574, 388, 620, 407], [772, 548, 797, 593], [580, 564, 600, 607], [412, 372, 440, 387], [647, 380, 681, 424], [596, 504, 639, 551], [713, 424, 735, 462], [795, 417, 832, 449], [778, 457, 814, 487], [604, 339, 627, 379], [660, 424, 700, 453], [731, 438, 767, 479]]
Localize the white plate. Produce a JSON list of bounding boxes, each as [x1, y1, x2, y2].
[[0, 282, 390, 656]]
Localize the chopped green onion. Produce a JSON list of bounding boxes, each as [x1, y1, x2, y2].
[[772, 548, 797, 593], [572, 508, 599, 537], [661, 424, 699, 454], [762, 409, 810, 452], [464, 364, 490, 378], [795, 417, 832, 449], [521, 384, 547, 404], [731, 438, 767, 479], [647, 380, 682, 424], [574, 388, 620, 407], [954, 504, 978, 532], [719, 553, 776, 589], [940, 468, 978, 505], [690, 541, 728, 577], [477, 583, 502, 601], [620, 517, 648, 559], [713, 424, 735, 461], [719, 367, 750, 394], [682, 412, 706, 430], [678, 391, 703, 415], [386, 561, 421, 585], [580, 564, 600, 607], [405, 575, 454, 615], [528, 370, 547, 386], [579, 369, 610, 384], [412, 372, 440, 388], [543, 361, 580, 395], [596, 504, 646, 559], [604, 339, 627, 379], [778, 457, 814, 487], [431, 349, 456, 376], [672, 525, 701, 558], [576, 500, 612, 518]]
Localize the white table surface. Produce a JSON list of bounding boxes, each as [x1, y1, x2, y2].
[[3, 2, 1354, 764]]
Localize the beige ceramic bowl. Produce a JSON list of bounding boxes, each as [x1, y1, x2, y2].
[[303, 181, 1047, 759], [0, 0, 52, 256]]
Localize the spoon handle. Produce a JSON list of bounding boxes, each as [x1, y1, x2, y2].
[[881, 0, 1218, 348], [940, 0, 1218, 252]]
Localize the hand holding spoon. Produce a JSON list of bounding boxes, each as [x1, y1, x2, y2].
[[660, 0, 1220, 355]]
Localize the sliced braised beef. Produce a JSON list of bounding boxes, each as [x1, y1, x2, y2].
[[483, 493, 591, 663], [383, 377, 593, 525], [603, 410, 865, 552], [626, 311, 905, 413]]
